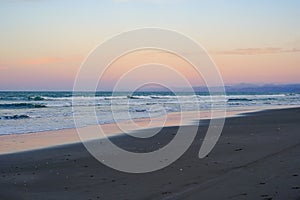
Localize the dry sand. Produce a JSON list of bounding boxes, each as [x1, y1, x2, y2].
[[0, 107, 300, 199]]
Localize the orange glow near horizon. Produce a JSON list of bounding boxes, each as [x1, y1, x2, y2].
[[212, 51, 300, 84], [0, 49, 299, 90], [98, 50, 205, 90], [0, 0, 299, 90]]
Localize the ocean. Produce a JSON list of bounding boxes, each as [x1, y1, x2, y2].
[[0, 91, 299, 135]]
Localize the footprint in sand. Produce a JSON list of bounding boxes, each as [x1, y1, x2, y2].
[[234, 148, 243, 152], [161, 191, 172, 195], [260, 195, 273, 200]]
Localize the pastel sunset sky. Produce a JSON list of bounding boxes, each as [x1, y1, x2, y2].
[[0, 0, 299, 90]]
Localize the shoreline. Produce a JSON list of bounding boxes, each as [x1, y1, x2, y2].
[[0, 105, 298, 155], [0, 107, 299, 199]]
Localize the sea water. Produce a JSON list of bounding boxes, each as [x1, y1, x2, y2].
[[0, 91, 299, 135]]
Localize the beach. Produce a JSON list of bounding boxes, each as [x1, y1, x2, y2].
[[0, 107, 300, 199], [1, 0, 299, 199]]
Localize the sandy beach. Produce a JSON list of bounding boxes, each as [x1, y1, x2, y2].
[[0, 109, 252, 154], [1, 0, 299, 199], [0, 107, 300, 200]]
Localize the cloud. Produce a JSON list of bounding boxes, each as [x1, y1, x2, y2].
[[21, 55, 83, 65], [215, 48, 300, 55]]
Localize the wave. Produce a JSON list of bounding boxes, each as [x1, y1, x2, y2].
[[47, 103, 72, 107], [28, 96, 45, 101], [43, 96, 129, 101], [0, 103, 46, 109], [258, 98, 277, 101], [150, 95, 177, 99], [127, 95, 151, 99], [135, 109, 147, 112], [0, 115, 30, 120], [0, 97, 26, 101], [146, 103, 156, 105], [227, 98, 253, 102], [104, 96, 128, 100], [285, 93, 298, 96]]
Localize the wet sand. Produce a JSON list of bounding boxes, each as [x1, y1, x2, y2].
[[0, 107, 300, 200], [0, 109, 247, 154]]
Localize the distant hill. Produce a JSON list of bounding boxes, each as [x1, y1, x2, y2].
[[192, 84, 300, 94], [127, 83, 300, 94]]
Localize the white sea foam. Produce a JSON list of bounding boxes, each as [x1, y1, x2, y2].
[[0, 92, 299, 135]]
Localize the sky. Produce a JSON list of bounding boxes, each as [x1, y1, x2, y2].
[[0, 0, 299, 90]]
